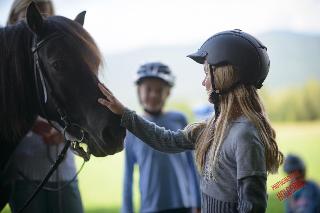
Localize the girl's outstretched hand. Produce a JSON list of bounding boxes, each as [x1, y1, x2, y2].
[[98, 83, 125, 116]]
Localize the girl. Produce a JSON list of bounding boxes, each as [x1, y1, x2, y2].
[[98, 29, 283, 212]]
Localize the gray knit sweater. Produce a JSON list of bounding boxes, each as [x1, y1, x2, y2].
[[121, 109, 268, 213]]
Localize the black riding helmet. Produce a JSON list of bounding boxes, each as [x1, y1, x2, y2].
[[187, 29, 270, 89]]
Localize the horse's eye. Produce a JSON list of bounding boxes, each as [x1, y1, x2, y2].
[[51, 61, 63, 71]]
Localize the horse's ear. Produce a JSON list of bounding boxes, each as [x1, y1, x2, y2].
[[26, 2, 44, 34], [74, 11, 86, 26]]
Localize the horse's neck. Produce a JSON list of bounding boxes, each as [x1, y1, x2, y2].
[[0, 23, 37, 168]]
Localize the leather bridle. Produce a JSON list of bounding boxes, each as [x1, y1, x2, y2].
[[32, 32, 91, 160], [18, 33, 90, 212]]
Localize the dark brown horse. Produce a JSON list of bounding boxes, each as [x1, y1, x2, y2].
[[0, 3, 126, 208]]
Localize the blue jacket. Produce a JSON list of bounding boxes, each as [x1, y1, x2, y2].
[[285, 180, 320, 213], [121, 111, 201, 213]]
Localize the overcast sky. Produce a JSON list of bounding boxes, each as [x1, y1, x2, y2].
[[1, 0, 320, 54]]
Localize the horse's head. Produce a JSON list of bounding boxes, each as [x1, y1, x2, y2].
[[26, 3, 126, 157]]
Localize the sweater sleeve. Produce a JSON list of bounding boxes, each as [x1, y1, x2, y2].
[[237, 176, 267, 213], [120, 108, 206, 153], [235, 124, 267, 212]]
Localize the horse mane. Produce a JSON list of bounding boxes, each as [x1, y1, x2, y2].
[[0, 22, 36, 142], [0, 22, 35, 170]]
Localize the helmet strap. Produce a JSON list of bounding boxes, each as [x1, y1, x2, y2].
[[209, 66, 220, 121]]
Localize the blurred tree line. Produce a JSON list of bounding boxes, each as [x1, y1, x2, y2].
[[262, 80, 320, 121]]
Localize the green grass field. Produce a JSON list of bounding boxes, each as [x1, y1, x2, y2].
[[3, 121, 320, 213]]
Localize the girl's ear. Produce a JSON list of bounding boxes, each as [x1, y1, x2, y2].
[[26, 2, 44, 35]]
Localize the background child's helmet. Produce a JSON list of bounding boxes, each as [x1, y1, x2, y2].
[[187, 29, 270, 89], [135, 62, 175, 87]]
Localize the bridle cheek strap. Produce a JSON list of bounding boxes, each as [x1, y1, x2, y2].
[[18, 33, 89, 213]]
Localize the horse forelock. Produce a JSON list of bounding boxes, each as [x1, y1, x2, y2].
[[47, 16, 102, 76]]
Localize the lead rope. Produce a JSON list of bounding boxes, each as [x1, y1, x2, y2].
[[56, 145, 62, 213], [17, 131, 71, 213]]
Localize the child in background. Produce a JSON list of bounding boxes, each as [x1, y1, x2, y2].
[[122, 62, 201, 213], [284, 154, 320, 213]]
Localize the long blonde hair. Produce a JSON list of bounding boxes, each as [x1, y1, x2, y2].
[[195, 65, 283, 180]]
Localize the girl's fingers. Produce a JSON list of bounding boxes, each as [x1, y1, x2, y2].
[[98, 83, 113, 95], [98, 84, 111, 98], [98, 83, 107, 91], [98, 98, 110, 107], [97, 83, 124, 115], [102, 83, 112, 93], [98, 82, 107, 90], [98, 84, 118, 105]]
